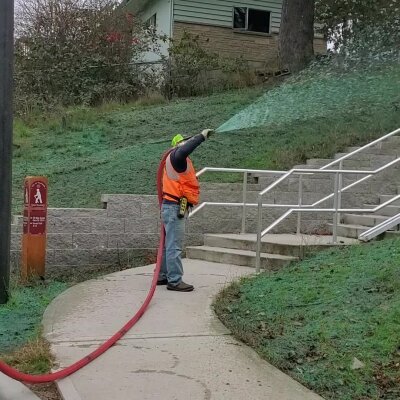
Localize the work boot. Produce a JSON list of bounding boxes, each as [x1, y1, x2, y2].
[[167, 282, 194, 292], [157, 278, 168, 286]]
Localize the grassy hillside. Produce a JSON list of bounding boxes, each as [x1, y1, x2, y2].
[[12, 62, 400, 213], [214, 238, 400, 399]]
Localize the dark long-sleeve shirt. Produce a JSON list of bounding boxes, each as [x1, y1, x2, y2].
[[170, 134, 205, 173]]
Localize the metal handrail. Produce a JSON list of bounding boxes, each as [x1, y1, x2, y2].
[[194, 167, 287, 234], [359, 213, 400, 242], [192, 166, 372, 233], [191, 167, 376, 218], [259, 194, 400, 238], [253, 195, 400, 270], [196, 167, 286, 178], [254, 127, 400, 272], [311, 158, 400, 207], [254, 161, 399, 271], [320, 127, 400, 170], [192, 128, 400, 273]]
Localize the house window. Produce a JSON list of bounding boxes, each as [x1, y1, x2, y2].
[[233, 7, 270, 34], [146, 13, 157, 29]]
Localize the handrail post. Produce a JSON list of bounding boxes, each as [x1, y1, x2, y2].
[[337, 160, 343, 225], [241, 172, 248, 234], [332, 172, 339, 244], [255, 195, 263, 273], [297, 174, 303, 234]]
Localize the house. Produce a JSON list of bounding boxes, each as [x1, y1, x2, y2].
[[122, 0, 326, 70]]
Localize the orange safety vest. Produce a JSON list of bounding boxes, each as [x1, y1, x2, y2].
[[163, 153, 200, 205]]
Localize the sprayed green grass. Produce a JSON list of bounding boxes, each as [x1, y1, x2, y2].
[[217, 63, 400, 133], [0, 281, 67, 353], [12, 62, 400, 213], [214, 239, 400, 400], [12, 87, 264, 212]]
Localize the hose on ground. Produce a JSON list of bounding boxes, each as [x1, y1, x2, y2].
[[0, 150, 170, 384]]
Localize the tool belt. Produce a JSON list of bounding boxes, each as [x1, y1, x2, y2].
[[163, 192, 191, 218]]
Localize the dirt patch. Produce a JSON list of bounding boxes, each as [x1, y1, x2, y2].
[[374, 349, 400, 399], [26, 383, 61, 400]]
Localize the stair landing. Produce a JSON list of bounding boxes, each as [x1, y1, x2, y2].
[[211, 233, 358, 246]]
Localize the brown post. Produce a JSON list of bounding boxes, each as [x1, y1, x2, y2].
[[21, 177, 48, 279]]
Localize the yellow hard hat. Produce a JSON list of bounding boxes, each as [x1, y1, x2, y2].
[[171, 134, 184, 147]]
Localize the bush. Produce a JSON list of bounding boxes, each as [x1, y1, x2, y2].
[[164, 31, 262, 98], [14, 0, 163, 116]]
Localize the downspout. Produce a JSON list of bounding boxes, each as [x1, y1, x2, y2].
[[167, 0, 174, 99], [170, 0, 174, 38]]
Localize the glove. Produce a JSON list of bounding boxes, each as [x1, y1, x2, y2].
[[201, 129, 214, 140]]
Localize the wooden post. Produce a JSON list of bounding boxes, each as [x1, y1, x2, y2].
[[21, 177, 48, 279]]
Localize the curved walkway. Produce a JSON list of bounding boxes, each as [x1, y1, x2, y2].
[[43, 260, 323, 400], [0, 373, 40, 400]]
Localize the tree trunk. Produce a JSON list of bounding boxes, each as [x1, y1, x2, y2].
[[279, 0, 315, 72]]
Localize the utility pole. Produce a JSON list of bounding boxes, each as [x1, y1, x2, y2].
[[0, 0, 14, 304]]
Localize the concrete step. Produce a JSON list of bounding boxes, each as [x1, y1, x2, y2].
[[331, 223, 398, 239], [386, 135, 400, 142], [346, 146, 400, 156], [367, 204, 400, 217], [342, 213, 390, 227], [334, 152, 373, 162], [334, 152, 396, 163], [292, 164, 311, 170], [380, 195, 400, 206], [247, 172, 284, 180], [346, 146, 362, 153], [254, 177, 288, 188], [306, 158, 334, 167], [186, 245, 297, 270], [203, 233, 357, 258], [332, 224, 369, 239], [383, 231, 400, 239], [377, 141, 400, 154]]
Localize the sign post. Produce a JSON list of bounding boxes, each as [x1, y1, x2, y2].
[[22, 177, 48, 279]]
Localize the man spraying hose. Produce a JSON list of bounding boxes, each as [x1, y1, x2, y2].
[[159, 129, 213, 292]]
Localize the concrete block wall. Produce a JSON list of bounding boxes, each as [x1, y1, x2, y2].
[[10, 204, 162, 269], [11, 194, 206, 269]]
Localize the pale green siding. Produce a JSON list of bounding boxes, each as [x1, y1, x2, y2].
[[174, 0, 283, 33]]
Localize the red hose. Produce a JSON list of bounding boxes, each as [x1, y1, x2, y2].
[[0, 151, 170, 384]]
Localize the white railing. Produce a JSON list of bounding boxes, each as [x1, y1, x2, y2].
[[359, 213, 400, 242], [192, 127, 400, 272], [254, 127, 400, 271], [194, 167, 287, 234]]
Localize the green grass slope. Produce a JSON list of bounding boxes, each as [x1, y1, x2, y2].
[[215, 239, 400, 400], [12, 62, 400, 213], [0, 281, 67, 354]]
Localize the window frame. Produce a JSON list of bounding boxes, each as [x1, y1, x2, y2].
[[146, 13, 157, 29], [232, 7, 272, 35]]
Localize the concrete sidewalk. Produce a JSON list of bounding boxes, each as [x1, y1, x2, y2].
[[43, 260, 323, 400], [0, 373, 40, 400]]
